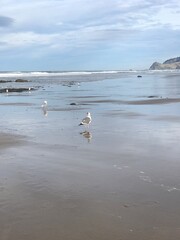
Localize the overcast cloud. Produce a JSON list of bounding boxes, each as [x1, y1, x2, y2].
[[0, 0, 179, 70]]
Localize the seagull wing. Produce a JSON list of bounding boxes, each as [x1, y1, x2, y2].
[[81, 116, 91, 125]]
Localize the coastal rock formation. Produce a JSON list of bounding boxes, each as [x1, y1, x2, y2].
[[163, 57, 180, 64], [149, 57, 180, 70]]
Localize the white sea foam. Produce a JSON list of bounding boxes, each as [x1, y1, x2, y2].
[[0, 69, 179, 78], [0, 71, 94, 78], [0, 71, 122, 78]]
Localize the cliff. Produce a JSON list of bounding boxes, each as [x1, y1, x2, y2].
[[149, 57, 180, 70]]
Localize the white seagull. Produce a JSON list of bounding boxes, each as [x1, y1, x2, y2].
[[79, 112, 92, 127], [41, 100, 48, 108], [41, 101, 48, 116]]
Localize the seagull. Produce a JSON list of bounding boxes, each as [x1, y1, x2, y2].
[[79, 112, 92, 127], [41, 100, 48, 108], [41, 101, 48, 116], [6, 89, 8, 93]]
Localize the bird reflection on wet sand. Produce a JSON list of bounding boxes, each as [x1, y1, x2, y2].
[[80, 131, 92, 143], [42, 107, 48, 116]]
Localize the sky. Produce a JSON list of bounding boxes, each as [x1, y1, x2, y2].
[[0, 0, 180, 71]]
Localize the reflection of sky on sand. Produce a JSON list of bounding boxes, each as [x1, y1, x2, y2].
[[0, 73, 180, 151], [0, 72, 180, 147]]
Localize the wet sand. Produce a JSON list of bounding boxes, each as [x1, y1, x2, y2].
[[0, 133, 25, 149], [1, 72, 180, 240], [1, 136, 180, 240], [77, 97, 180, 105]]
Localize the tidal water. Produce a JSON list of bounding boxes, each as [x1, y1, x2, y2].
[[0, 70, 180, 240]]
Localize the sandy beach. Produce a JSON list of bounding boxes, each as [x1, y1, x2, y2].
[[0, 71, 180, 240]]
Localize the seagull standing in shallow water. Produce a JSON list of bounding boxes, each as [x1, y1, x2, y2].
[[41, 100, 48, 108], [41, 101, 48, 116], [79, 112, 92, 128]]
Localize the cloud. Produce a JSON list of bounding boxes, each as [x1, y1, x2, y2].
[[1, 0, 180, 32], [0, 31, 59, 49], [0, 15, 14, 27], [0, 0, 179, 70]]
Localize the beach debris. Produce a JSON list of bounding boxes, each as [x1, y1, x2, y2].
[[79, 112, 92, 127], [137, 75, 142, 78], [123, 204, 130, 208], [68, 81, 76, 86], [62, 81, 78, 87]]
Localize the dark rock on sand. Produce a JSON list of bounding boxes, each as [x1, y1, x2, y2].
[[147, 96, 159, 98], [70, 102, 77, 105], [0, 80, 12, 83], [62, 81, 76, 87], [0, 88, 35, 93], [15, 79, 29, 82], [137, 75, 142, 78]]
